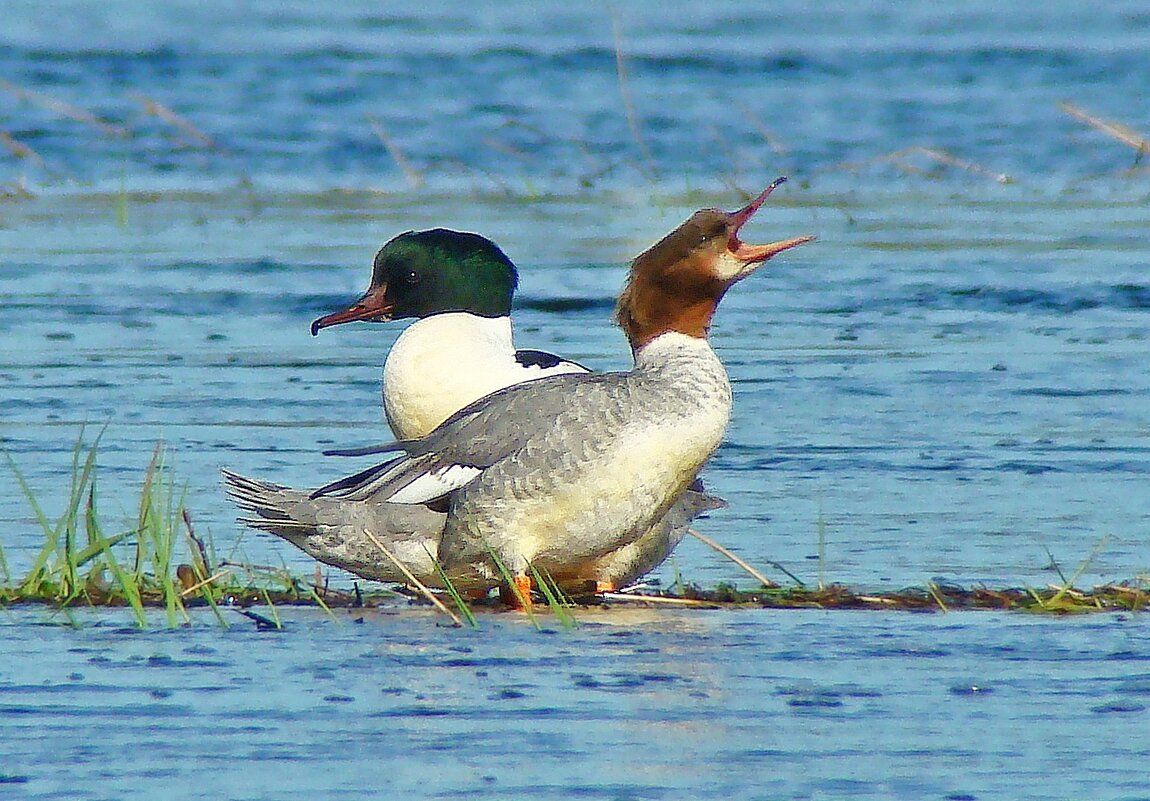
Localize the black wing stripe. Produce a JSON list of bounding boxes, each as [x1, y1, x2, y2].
[[310, 455, 405, 499], [514, 349, 588, 372], [323, 441, 405, 457]]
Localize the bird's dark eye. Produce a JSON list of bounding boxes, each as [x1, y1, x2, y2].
[[698, 225, 725, 246], [405, 270, 420, 285]]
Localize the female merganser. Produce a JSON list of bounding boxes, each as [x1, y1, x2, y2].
[[228, 227, 724, 593], [312, 178, 813, 602], [222, 468, 724, 593], [311, 229, 586, 440]]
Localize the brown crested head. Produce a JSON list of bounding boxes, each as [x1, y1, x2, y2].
[[615, 177, 815, 352]]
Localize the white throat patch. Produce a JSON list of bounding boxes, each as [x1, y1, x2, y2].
[[712, 250, 754, 283]]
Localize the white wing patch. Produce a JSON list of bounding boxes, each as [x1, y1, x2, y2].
[[388, 464, 482, 504], [526, 360, 588, 378]]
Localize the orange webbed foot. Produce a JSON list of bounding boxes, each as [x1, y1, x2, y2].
[[499, 575, 534, 610]]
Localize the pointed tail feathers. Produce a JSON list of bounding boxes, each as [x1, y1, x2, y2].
[[220, 468, 453, 586]]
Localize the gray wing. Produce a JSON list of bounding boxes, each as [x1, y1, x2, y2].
[[311, 370, 631, 503]]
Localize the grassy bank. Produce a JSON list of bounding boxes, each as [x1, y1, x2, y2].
[[2, 430, 340, 628]]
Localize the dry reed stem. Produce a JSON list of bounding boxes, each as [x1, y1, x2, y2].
[[913, 147, 1012, 183], [714, 171, 743, 196], [182, 508, 213, 579], [480, 136, 529, 160], [600, 592, 719, 607], [610, 13, 654, 172], [686, 528, 777, 588], [1048, 583, 1089, 599], [735, 101, 789, 156], [856, 595, 897, 605], [367, 114, 424, 189], [127, 91, 219, 149], [360, 528, 462, 626], [0, 79, 128, 137], [926, 581, 950, 613], [441, 157, 512, 194], [708, 125, 757, 196], [179, 568, 233, 598], [503, 119, 602, 171], [0, 131, 46, 167], [824, 146, 1011, 183], [1059, 101, 1149, 154]]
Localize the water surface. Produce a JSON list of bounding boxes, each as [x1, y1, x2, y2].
[[3, 607, 1149, 801], [1, 2, 1149, 799]]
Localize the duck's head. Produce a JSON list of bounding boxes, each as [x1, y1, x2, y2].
[[311, 229, 518, 335], [615, 177, 814, 352]]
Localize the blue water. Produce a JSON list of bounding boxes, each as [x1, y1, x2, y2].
[[3, 608, 1149, 801], [2, 2, 1150, 799], [2, 1, 1149, 194]]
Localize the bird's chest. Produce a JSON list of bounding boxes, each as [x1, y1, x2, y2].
[[446, 385, 731, 566], [382, 319, 512, 439]]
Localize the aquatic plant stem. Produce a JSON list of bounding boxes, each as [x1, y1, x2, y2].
[[360, 529, 463, 627], [486, 548, 540, 628], [528, 563, 577, 628], [600, 592, 719, 607], [1058, 102, 1149, 155], [424, 546, 478, 628], [178, 568, 233, 598], [368, 114, 424, 189], [610, 13, 654, 173], [686, 529, 778, 588], [0, 79, 127, 137], [926, 582, 950, 614], [127, 91, 220, 150], [257, 588, 283, 629], [816, 505, 827, 591], [1049, 535, 1111, 606]]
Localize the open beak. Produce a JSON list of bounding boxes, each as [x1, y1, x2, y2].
[[725, 176, 815, 278], [310, 283, 394, 336]]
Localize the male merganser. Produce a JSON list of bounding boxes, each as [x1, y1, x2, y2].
[[231, 227, 720, 592], [310, 229, 586, 440], [311, 178, 813, 603]]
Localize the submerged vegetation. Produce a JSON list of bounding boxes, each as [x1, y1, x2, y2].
[[2, 434, 1146, 628], [2, 67, 1148, 201]]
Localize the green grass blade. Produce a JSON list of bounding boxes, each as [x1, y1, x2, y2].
[[295, 580, 336, 622], [487, 548, 539, 630], [0, 539, 10, 586], [88, 527, 148, 627], [424, 545, 478, 628], [62, 443, 102, 598], [71, 529, 135, 568], [258, 588, 283, 630], [1049, 535, 1111, 606], [3, 450, 56, 536], [6, 452, 64, 594], [528, 563, 577, 629]]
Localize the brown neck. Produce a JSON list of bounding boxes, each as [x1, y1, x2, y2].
[[615, 251, 726, 353]]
